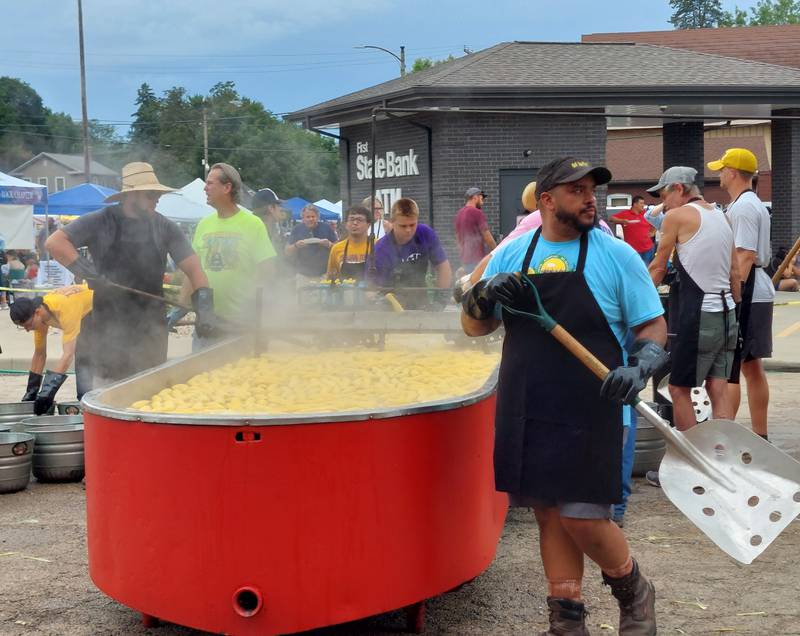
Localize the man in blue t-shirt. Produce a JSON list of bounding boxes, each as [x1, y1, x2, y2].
[[461, 157, 667, 635], [370, 197, 451, 309]]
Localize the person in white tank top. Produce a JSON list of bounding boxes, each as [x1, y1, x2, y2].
[[647, 166, 741, 437]]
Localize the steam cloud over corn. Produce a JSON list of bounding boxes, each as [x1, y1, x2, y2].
[[129, 349, 500, 414]]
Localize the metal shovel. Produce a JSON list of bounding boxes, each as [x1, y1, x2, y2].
[[506, 276, 800, 564]]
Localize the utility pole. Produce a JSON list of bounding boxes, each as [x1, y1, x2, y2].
[[202, 107, 209, 178], [399, 46, 406, 77], [77, 0, 91, 183]]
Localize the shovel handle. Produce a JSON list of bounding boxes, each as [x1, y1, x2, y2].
[[771, 233, 800, 285], [550, 324, 611, 380]]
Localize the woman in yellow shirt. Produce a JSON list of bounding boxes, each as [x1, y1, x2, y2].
[[10, 285, 93, 414]]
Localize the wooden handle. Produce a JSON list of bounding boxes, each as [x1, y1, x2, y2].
[[771, 233, 800, 285], [550, 324, 610, 381]]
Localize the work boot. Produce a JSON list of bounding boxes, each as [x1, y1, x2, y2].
[[602, 559, 656, 635], [538, 597, 590, 635]]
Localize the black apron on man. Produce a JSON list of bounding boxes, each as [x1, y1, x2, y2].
[[388, 233, 429, 310], [494, 228, 624, 504], [667, 252, 732, 388], [90, 212, 169, 384], [339, 238, 371, 281], [728, 264, 757, 384]]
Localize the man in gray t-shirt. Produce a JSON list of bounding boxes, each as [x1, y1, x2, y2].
[[708, 148, 772, 440], [45, 162, 213, 388]]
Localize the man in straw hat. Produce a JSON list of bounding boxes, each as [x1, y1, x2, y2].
[[46, 162, 214, 386]]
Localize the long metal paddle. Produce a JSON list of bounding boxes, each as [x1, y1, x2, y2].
[[507, 275, 800, 564]]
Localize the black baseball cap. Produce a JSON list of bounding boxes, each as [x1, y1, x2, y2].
[[535, 157, 612, 199], [252, 188, 283, 209]]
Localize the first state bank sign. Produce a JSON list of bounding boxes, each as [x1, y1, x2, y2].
[[355, 141, 420, 181]]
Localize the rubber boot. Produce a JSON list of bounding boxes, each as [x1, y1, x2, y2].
[[602, 559, 656, 635], [538, 597, 590, 636]]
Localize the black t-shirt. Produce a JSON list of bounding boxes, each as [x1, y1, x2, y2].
[[64, 206, 194, 270]]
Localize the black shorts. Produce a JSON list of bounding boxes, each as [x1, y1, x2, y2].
[[742, 301, 773, 361]]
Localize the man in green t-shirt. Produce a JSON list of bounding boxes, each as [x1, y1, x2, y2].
[[190, 163, 276, 348]]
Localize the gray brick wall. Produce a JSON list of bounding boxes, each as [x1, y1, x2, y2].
[[770, 109, 800, 252], [340, 111, 607, 262], [663, 121, 705, 191]]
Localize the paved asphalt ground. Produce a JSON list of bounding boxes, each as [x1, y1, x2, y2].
[[1, 295, 799, 635]]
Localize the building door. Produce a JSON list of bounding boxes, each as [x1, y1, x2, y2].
[[499, 168, 537, 239]]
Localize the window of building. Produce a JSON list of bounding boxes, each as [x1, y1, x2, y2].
[[607, 194, 631, 208], [38, 177, 49, 188], [55, 177, 66, 192]]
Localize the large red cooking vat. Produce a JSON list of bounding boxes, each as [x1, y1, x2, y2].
[[82, 337, 507, 635]]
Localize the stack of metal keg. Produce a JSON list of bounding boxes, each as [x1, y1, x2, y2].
[[0, 402, 84, 494]]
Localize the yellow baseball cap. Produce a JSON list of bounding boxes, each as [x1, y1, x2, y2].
[[707, 148, 758, 173]]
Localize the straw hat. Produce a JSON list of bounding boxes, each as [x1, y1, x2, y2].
[[105, 162, 175, 202], [521, 181, 538, 211]]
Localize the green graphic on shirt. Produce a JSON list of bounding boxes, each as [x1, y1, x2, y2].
[[534, 254, 572, 274], [203, 234, 242, 271]]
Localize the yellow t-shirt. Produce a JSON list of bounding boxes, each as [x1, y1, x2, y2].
[[33, 286, 94, 349], [327, 237, 371, 278]]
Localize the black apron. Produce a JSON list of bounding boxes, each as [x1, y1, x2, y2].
[[339, 238, 371, 281], [91, 212, 168, 384], [726, 189, 758, 385], [388, 232, 429, 309], [494, 229, 624, 504], [729, 264, 757, 384]]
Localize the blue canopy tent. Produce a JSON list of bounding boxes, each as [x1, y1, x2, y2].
[[283, 196, 339, 221], [33, 182, 118, 217]]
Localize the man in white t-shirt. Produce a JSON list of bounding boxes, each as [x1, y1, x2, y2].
[[708, 148, 774, 441]]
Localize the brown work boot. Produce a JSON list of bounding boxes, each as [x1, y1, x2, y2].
[[538, 597, 590, 635], [602, 559, 656, 635]]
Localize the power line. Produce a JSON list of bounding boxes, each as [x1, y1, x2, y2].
[[0, 126, 337, 154]]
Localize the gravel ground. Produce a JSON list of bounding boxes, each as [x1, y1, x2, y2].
[[1, 373, 799, 636]]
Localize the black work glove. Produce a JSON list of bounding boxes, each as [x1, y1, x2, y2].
[[486, 273, 527, 309], [461, 279, 496, 320], [600, 339, 669, 405], [22, 371, 43, 402], [34, 370, 68, 415], [191, 287, 220, 339], [67, 256, 108, 289]]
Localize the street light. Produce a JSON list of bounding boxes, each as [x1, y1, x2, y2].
[[354, 44, 406, 77]]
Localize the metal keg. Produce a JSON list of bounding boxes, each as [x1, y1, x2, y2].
[[0, 402, 36, 425], [57, 402, 83, 415], [0, 432, 35, 494], [24, 424, 84, 483], [632, 402, 668, 477], [20, 415, 83, 430]]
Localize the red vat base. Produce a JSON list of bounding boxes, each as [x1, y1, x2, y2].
[[86, 396, 507, 635]]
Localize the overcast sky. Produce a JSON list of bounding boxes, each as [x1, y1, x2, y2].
[[3, 0, 746, 132]]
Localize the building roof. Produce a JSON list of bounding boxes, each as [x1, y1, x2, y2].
[[12, 152, 118, 177], [606, 133, 770, 183], [288, 41, 800, 127], [582, 25, 800, 70]]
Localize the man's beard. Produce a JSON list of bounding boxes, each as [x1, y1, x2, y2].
[[555, 207, 595, 233]]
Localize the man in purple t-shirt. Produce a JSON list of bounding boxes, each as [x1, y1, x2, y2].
[[454, 186, 496, 273], [371, 198, 452, 309]]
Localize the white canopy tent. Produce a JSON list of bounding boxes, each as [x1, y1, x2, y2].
[[156, 178, 214, 222], [0, 170, 45, 249], [313, 198, 342, 218]]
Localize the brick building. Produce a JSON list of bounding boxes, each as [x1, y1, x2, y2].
[[288, 40, 800, 260]]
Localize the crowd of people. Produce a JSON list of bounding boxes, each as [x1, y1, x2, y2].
[[1, 146, 788, 634]]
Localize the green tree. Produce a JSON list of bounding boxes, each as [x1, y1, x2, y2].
[[669, 0, 724, 28], [130, 83, 161, 146], [411, 55, 456, 73], [720, 0, 800, 25]]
